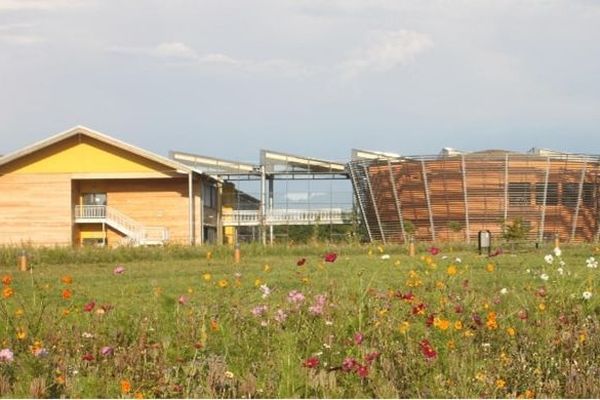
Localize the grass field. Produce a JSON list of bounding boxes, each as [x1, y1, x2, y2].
[[1, 243, 599, 398]]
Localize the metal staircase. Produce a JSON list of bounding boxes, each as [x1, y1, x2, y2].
[[74, 205, 169, 245], [347, 160, 385, 242]]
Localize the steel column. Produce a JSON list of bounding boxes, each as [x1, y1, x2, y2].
[[504, 154, 509, 224], [348, 162, 373, 242], [188, 172, 195, 245], [421, 160, 435, 241], [571, 162, 588, 241], [461, 155, 470, 244], [538, 157, 550, 243], [362, 164, 386, 243], [386, 159, 406, 242]]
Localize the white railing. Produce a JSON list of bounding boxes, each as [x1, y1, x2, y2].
[[222, 208, 351, 226], [74, 205, 168, 245]]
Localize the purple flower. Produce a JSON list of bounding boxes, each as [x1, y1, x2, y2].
[[113, 266, 125, 275], [0, 348, 14, 363], [101, 346, 114, 357], [251, 305, 268, 317]]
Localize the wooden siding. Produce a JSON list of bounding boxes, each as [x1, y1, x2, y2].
[[0, 173, 72, 245]]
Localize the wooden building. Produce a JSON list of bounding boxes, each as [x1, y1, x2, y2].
[[0, 126, 223, 247], [349, 149, 600, 243]]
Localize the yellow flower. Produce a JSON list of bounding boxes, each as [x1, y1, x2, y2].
[[206, 251, 212, 260], [301, 276, 310, 284], [475, 372, 486, 382], [399, 321, 410, 334], [464, 329, 475, 337], [454, 320, 463, 330], [538, 303, 546, 311], [377, 245, 384, 253], [447, 340, 455, 350], [486, 263, 495, 273], [187, 287, 193, 294], [447, 265, 457, 276], [436, 281, 446, 289], [55, 376, 65, 385], [579, 331, 587, 343], [62, 308, 70, 316], [434, 318, 450, 331], [263, 264, 271, 272], [506, 327, 516, 337], [254, 278, 262, 287], [16, 328, 27, 340], [495, 378, 506, 389], [522, 389, 535, 399], [202, 273, 212, 282], [2, 287, 14, 299], [218, 279, 229, 288], [394, 260, 401, 266], [368, 249, 373, 256], [14, 308, 24, 318]]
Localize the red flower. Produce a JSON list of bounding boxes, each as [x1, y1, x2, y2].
[[419, 339, 437, 360], [342, 357, 357, 372], [454, 304, 464, 314], [82, 353, 94, 362], [365, 351, 380, 365], [83, 301, 96, 312], [296, 258, 306, 266], [425, 314, 435, 327], [356, 364, 369, 378], [428, 247, 440, 255], [412, 303, 426, 315], [324, 252, 337, 263], [303, 356, 320, 369], [354, 332, 364, 345]]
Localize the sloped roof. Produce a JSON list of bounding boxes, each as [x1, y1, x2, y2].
[[0, 125, 197, 176]]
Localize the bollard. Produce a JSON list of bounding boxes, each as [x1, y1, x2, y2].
[[554, 234, 560, 250], [234, 242, 241, 264], [408, 236, 416, 257], [18, 251, 28, 272]]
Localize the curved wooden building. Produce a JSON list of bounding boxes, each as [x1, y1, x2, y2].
[[348, 149, 600, 243]]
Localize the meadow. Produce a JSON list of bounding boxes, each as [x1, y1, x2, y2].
[[0, 242, 599, 398]]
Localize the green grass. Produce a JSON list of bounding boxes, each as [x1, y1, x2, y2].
[[0, 243, 599, 398]]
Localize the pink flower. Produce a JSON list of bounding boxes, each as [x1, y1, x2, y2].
[[303, 356, 320, 368], [428, 247, 440, 255], [178, 295, 188, 305], [365, 351, 380, 365], [0, 348, 14, 363], [324, 252, 337, 263], [287, 290, 305, 304], [251, 305, 268, 317], [101, 346, 114, 357], [342, 357, 357, 372], [274, 309, 288, 323], [354, 332, 365, 345], [309, 294, 327, 316], [356, 364, 369, 378], [83, 301, 96, 312], [113, 266, 125, 275]]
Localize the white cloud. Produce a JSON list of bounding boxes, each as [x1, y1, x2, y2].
[[340, 30, 433, 78], [0, 0, 86, 11], [0, 22, 44, 45]]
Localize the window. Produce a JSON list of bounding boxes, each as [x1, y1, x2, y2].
[[82, 193, 107, 206], [535, 183, 558, 206], [562, 183, 579, 208], [583, 183, 596, 206], [508, 183, 530, 206], [203, 183, 218, 208]]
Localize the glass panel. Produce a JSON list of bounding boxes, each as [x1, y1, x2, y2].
[[535, 183, 558, 206], [508, 183, 530, 206], [82, 193, 107, 206]]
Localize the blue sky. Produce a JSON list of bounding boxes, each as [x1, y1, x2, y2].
[[1, 0, 599, 164]]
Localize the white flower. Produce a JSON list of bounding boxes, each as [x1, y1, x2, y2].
[[553, 247, 562, 257], [557, 267, 564, 275], [526, 269, 531, 274], [380, 254, 390, 260], [224, 371, 234, 379], [583, 291, 592, 300], [455, 257, 462, 263], [540, 273, 549, 281], [259, 284, 271, 299], [500, 288, 508, 295], [586, 257, 598, 269], [81, 332, 94, 339], [559, 260, 566, 267], [544, 254, 554, 264]]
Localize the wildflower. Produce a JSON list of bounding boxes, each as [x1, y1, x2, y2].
[[113, 266, 125, 275], [0, 348, 14, 363], [16, 328, 27, 340], [538, 303, 546, 311], [399, 321, 410, 334], [2, 287, 14, 299], [486, 263, 495, 273], [434, 318, 450, 331], [101, 346, 114, 357], [217, 279, 229, 288], [82, 353, 94, 362], [206, 251, 212, 260], [586, 257, 598, 268], [324, 252, 337, 263], [342, 357, 357, 372], [428, 247, 440, 255], [251, 305, 268, 317], [500, 288, 508, 295], [506, 327, 516, 337], [454, 321, 463, 330], [224, 371, 234, 379], [14, 308, 24, 317], [134, 392, 144, 399], [496, 378, 506, 389], [62, 289, 72, 299], [296, 258, 306, 266], [354, 332, 365, 345], [455, 257, 462, 263], [263, 264, 271, 272], [553, 247, 562, 257], [210, 319, 219, 331], [120, 379, 132, 394], [486, 312, 498, 330], [259, 284, 271, 299], [380, 254, 390, 260], [303, 356, 320, 368], [356, 364, 369, 378], [61, 275, 73, 284], [83, 301, 96, 312], [557, 267, 564, 275], [412, 303, 426, 315], [82, 332, 94, 339], [34, 347, 48, 357], [202, 273, 212, 282], [287, 290, 305, 304], [365, 351, 380, 364], [274, 309, 288, 323], [540, 273, 549, 281], [583, 291, 592, 300], [517, 309, 528, 320], [178, 295, 188, 305], [2, 275, 12, 286], [419, 339, 437, 360], [447, 265, 457, 276], [544, 254, 554, 264], [309, 294, 327, 316]]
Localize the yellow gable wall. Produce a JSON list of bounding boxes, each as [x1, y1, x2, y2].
[[0, 134, 177, 175]]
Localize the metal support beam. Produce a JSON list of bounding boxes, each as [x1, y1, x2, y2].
[[504, 154, 509, 224], [571, 162, 587, 241], [461, 155, 470, 244], [348, 162, 373, 242], [421, 160, 435, 241], [362, 164, 386, 243], [538, 157, 550, 243], [216, 182, 223, 245], [260, 165, 267, 246], [188, 172, 195, 245], [199, 179, 204, 245], [268, 178, 274, 245], [387, 160, 406, 242]]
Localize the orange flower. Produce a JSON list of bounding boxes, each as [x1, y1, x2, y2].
[[61, 275, 73, 285], [134, 392, 144, 399], [486, 312, 498, 330], [210, 319, 219, 332], [120, 379, 131, 394], [2, 287, 14, 299], [218, 279, 229, 288], [1, 275, 12, 286], [62, 289, 72, 299], [447, 265, 458, 276]]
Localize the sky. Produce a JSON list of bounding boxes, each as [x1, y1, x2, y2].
[[1, 0, 599, 164]]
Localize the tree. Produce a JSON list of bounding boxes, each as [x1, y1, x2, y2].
[[502, 217, 530, 241]]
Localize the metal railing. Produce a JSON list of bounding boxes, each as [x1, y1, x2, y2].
[[222, 208, 352, 226]]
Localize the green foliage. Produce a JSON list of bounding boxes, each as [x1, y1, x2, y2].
[[447, 221, 463, 233], [502, 217, 531, 241], [403, 221, 416, 235]]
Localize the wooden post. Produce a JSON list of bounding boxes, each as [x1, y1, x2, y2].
[[408, 236, 416, 257], [18, 251, 27, 271]]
